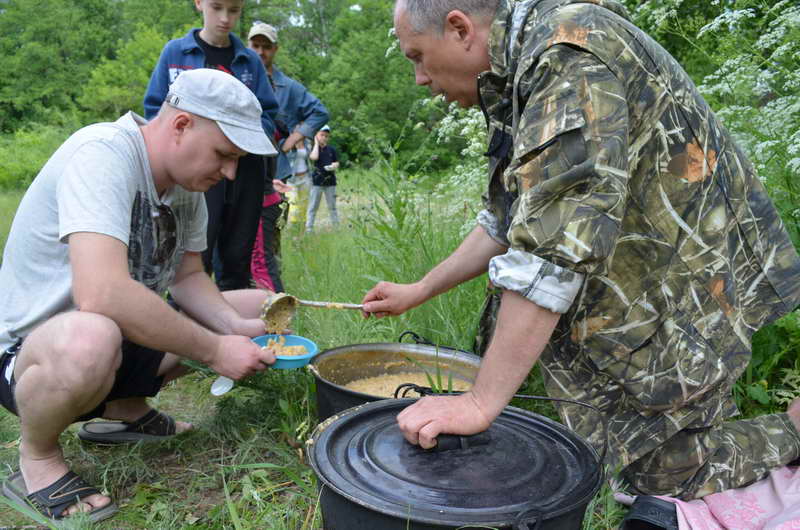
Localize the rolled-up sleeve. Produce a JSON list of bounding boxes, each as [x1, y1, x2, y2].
[[489, 250, 584, 313], [490, 44, 629, 313], [294, 86, 329, 139]]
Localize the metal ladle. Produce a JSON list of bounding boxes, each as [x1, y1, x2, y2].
[[260, 292, 364, 333]]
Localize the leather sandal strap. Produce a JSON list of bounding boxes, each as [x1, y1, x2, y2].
[[26, 471, 101, 520], [126, 409, 176, 436]]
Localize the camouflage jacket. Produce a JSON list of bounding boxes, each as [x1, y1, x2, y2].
[[476, 0, 800, 468]]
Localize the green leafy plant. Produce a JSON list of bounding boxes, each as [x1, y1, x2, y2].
[[735, 311, 800, 415], [401, 350, 456, 395], [774, 367, 800, 406]]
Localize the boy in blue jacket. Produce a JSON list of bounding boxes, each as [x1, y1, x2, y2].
[[144, 0, 279, 291]]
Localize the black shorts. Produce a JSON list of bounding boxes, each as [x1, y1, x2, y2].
[[0, 338, 166, 422]]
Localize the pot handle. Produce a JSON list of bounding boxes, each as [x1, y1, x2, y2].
[[397, 330, 434, 345], [511, 394, 608, 466], [424, 432, 492, 452], [397, 330, 477, 358], [513, 506, 544, 530]]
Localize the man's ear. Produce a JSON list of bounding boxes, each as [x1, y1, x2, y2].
[[172, 112, 193, 143], [194, 0, 203, 12], [444, 10, 475, 48]]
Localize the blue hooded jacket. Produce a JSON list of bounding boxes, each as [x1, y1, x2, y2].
[[144, 29, 278, 138], [270, 66, 329, 179]]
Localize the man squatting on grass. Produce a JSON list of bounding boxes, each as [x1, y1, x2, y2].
[[0, 69, 278, 523], [363, 0, 800, 499]]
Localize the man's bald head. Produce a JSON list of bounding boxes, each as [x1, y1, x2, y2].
[[395, 0, 499, 35]]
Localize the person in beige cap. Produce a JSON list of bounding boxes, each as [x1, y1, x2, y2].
[[246, 21, 327, 168], [247, 21, 329, 291], [248, 22, 279, 72], [0, 68, 278, 525]]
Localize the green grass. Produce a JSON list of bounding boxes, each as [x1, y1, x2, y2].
[[0, 169, 621, 528], [4, 162, 798, 527]]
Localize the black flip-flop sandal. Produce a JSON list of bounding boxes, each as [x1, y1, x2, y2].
[[77, 409, 179, 444], [2, 470, 118, 523]]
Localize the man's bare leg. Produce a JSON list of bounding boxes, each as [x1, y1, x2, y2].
[[101, 353, 193, 432], [13, 312, 120, 516]]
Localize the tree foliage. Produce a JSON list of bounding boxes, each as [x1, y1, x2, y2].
[[0, 0, 433, 164], [118, 0, 196, 38], [2, 0, 799, 196], [0, 0, 119, 131], [79, 25, 174, 122], [312, 17, 427, 159]]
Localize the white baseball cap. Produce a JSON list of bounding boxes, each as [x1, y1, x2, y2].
[[248, 22, 278, 43], [165, 68, 277, 156]]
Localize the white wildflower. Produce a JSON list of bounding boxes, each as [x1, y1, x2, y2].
[[698, 9, 756, 37]]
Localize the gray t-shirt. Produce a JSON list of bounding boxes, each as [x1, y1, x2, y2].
[[0, 112, 207, 351]]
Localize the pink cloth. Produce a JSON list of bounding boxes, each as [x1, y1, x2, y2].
[[652, 467, 800, 529], [250, 216, 274, 291], [250, 193, 281, 291], [263, 191, 281, 208]]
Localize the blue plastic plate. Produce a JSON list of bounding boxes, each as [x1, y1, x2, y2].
[[253, 334, 319, 370]]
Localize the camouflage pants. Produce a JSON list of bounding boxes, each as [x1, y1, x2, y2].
[[621, 413, 800, 500], [473, 287, 800, 500]]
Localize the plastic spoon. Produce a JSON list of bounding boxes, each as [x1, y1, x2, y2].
[[211, 376, 234, 396]]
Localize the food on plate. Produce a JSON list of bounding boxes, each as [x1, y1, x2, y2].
[[264, 335, 308, 357]]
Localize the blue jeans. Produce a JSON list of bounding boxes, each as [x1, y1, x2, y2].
[[306, 185, 338, 231]]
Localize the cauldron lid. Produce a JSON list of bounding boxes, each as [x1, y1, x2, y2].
[[307, 398, 602, 527]]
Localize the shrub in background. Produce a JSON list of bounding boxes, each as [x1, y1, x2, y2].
[[79, 24, 175, 123], [0, 123, 74, 189]]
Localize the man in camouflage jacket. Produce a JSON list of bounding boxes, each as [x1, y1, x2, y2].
[[362, 0, 800, 498]]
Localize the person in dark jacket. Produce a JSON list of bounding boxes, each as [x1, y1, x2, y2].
[[144, 0, 279, 291], [306, 125, 340, 233]]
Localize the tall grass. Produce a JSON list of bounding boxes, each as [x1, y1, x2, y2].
[[284, 162, 488, 352], [0, 152, 797, 528], [0, 166, 624, 528]]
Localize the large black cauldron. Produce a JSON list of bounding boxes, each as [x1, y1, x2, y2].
[[307, 399, 603, 530]]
